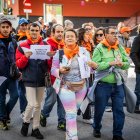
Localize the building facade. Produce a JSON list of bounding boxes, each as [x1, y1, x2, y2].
[[3, 0, 140, 28]]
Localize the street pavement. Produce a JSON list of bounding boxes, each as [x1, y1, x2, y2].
[[0, 65, 140, 140]]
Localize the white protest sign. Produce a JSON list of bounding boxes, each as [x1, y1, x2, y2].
[[30, 45, 50, 60]]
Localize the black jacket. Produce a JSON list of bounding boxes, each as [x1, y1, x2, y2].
[[130, 34, 140, 73]]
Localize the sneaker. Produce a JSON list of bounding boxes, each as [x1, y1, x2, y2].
[[93, 130, 101, 138], [0, 120, 9, 130], [82, 118, 93, 124], [21, 122, 30, 136], [57, 122, 66, 131], [31, 128, 44, 139], [40, 114, 47, 127], [105, 107, 112, 112], [112, 135, 124, 140]]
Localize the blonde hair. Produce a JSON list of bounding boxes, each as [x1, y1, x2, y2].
[[137, 24, 140, 34]]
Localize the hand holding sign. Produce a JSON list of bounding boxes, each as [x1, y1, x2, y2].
[[47, 51, 56, 57]]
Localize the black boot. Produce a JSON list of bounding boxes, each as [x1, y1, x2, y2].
[[40, 114, 47, 127], [21, 122, 30, 136], [134, 106, 140, 114], [93, 130, 101, 138], [112, 135, 124, 140], [31, 128, 44, 139]]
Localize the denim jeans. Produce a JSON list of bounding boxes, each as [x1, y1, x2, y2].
[[18, 80, 27, 113], [0, 78, 18, 120], [93, 82, 125, 136], [135, 73, 140, 107], [41, 86, 65, 123]]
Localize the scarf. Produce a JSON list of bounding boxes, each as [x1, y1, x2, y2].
[[27, 35, 42, 44], [51, 37, 64, 49], [81, 41, 92, 52], [17, 30, 28, 41], [101, 39, 119, 51], [125, 47, 131, 55], [64, 44, 79, 60], [0, 33, 9, 38]]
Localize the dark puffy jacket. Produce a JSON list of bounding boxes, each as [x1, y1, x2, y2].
[[130, 34, 140, 73], [0, 37, 17, 77], [16, 38, 48, 87]]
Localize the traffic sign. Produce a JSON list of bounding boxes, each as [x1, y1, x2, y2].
[[23, 0, 32, 13]]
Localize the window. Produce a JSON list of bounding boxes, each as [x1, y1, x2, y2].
[[44, 4, 63, 25]]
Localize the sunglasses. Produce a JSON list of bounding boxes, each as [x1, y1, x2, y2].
[[30, 29, 39, 32], [96, 33, 104, 37]]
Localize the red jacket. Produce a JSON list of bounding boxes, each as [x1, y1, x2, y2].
[[46, 38, 64, 84], [16, 38, 48, 87]]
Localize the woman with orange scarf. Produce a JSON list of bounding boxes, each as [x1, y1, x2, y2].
[[51, 29, 97, 140]]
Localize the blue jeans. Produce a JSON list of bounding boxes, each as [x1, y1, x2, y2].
[[18, 80, 27, 113], [41, 86, 65, 123], [135, 73, 140, 107], [0, 78, 18, 120], [93, 82, 125, 136]]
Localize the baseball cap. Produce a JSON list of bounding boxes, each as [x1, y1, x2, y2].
[[18, 18, 28, 25], [120, 27, 132, 34], [0, 16, 12, 26]]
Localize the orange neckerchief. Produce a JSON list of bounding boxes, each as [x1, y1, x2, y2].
[[81, 41, 92, 52], [125, 47, 131, 55], [51, 37, 64, 49], [17, 30, 28, 41], [64, 44, 79, 60], [101, 39, 119, 51], [27, 35, 42, 44], [0, 34, 9, 38]]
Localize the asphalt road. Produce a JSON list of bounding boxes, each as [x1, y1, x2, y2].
[[0, 66, 140, 140]]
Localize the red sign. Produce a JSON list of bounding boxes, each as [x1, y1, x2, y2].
[[23, 0, 31, 6], [23, 0, 32, 13]]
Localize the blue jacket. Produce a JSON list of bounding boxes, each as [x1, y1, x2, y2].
[[0, 37, 17, 78]]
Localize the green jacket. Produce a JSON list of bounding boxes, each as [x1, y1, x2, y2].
[[92, 43, 130, 83]]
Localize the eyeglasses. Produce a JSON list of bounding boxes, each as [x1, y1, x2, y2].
[[96, 34, 104, 37], [30, 29, 39, 32]]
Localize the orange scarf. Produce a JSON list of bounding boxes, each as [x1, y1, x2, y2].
[[125, 47, 131, 55], [81, 41, 92, 52], [27, 35, 42, 44], [51, 37, 64, 49], [17, 30, 28, 41], [64, 45, 79, 60], [0, 34, 8, 38], [101, 39, 119, 51]]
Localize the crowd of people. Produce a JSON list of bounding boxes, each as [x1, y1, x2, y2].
[[0, 16, 140, 140]]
